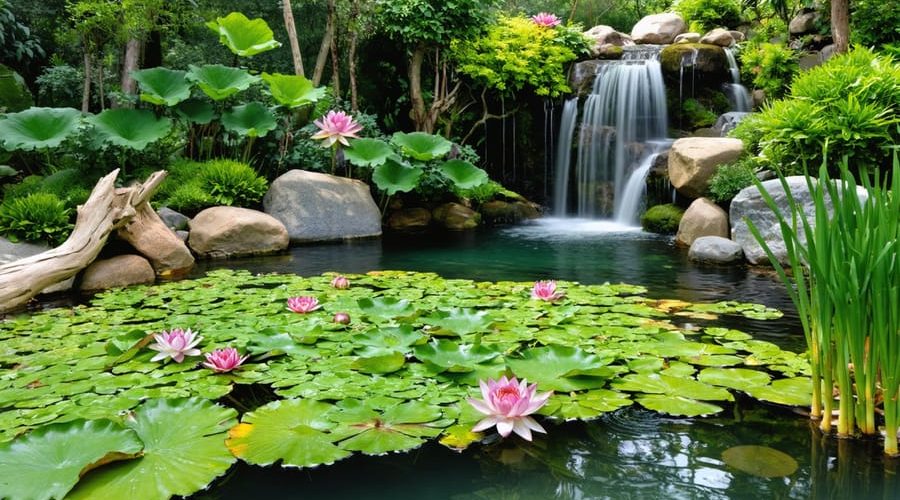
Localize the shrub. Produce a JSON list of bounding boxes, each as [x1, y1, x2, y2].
[[641, 204, 685, 234], [0, 192, 72, 245], [35, 65, 83, 108], [162, 182, 214, 215], [851, 0, 900, 49], [200, 159, 269, 207], [739, 42, 798, 100], [671, 0, 742, 32], [708, 158, 757, 202]]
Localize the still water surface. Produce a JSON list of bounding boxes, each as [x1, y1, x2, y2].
[[192, 220, 897, 499]]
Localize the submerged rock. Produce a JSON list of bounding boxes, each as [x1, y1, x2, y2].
[[433, 202, 480, 230], [631, 13, 686, 44], [480, 200, 541, 225], [387, 207, 431, 231], [80, 255, 155, 291], [676, 197, 729, 247], [688, 236, 744, 264], [189, 206, 289, 258]]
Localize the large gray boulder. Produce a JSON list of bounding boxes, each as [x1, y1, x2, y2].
[[79, 255, 155, 291], [789, 10, 819, 35], [189, 206, 289, 258], [729, 177, 868, 265], [0, 237, 74, 293], [668, 137, 743, 198], [689, 236, 744, 264], [675, 197, 729, 247], [264, 170, 382, 243], [631, 13, 686, 44], [584, 25, 633, 58], [712, 112, 750, 136]]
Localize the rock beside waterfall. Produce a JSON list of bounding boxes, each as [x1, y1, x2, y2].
[[659, 44, 728, 82], [433, 203, 480, 230], [674, 33, 701, 43], [668, 137, 744, 198], [712, 112, 750, 136], [571, 60, 606, 95], [676, 197, 729, 247], [728, 31, 746, 43], [263, 170, 382, 243], [700, 28, 736, 47], [689, 236, 744, 264], [631, 13, 686, 44], [584, 25, 633, 58]]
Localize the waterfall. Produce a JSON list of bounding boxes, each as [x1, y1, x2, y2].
[[552, 98, 578, 216], [723, 47, 752, 112], [614, 141, 671, 226], [555, 46, 668, 222]]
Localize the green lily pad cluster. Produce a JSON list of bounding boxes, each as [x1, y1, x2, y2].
[[0, 269, 808, 499]]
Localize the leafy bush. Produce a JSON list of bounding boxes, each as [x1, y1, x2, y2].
[[681, 98, 717, 129], [851, 0, 900, 49], [200, 159, 269, 207], [162, 181, 214, 214], [708, 158, 757, 202], [671, 0, 742, 32], [454, 180, 522, 204], [732, 47, 900, 175], [35, 65, 83, 108], [641, 204, 685, 234], [739, 42, 798, 100], [0, 192, 72, 245]]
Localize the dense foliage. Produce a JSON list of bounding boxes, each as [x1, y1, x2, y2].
[[707, 158, 757, 202], [156, 159, 269, 214], [0, 191, 71, 245], [670, 0, 742, 32], [738, 42, 798, 100], [640, 204, 684, 234]]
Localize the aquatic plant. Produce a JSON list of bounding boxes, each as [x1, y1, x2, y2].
[[469, 377, 552, 441], [333, 312, 351, 325], [531, 280, 564, 302], [331, 275, 350, 289], [311, 110, 363, 148], [203, 348, 249, 373], [530, 12, 561, 28], [287, 296, 322, 314], [148, 328, 202, 363]]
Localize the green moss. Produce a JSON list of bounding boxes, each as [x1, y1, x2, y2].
[[641, 204, 685, 234]]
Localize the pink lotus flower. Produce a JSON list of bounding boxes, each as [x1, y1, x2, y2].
[[203, 347, 248, 373], [148, 328, 202, 363], [531, 12, 561, 28], [531, 280, 564, 302], [311, 110, 363, 147], [333, 312, 351, 324], [331, 275, 350, 289], [287, 296, 321, 313], [468, 376, 552, 441]]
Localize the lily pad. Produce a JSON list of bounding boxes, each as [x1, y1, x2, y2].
[[612, 373, 734, 401], [333, 400, 448, 456], [357, 297, 416, 321], [697, 368, 772, 392], [414, 339, 502, 373], [637, 395, 724, 416], [722, 445, 798, 477], [352, 324, 425, 353], [425, 308, 494, 336], [506, 345, 619, 392], [438, 159, 488, 189], [371, 158, 424, 195], [352, 351, 406, 374], [745, 377, 812, 407]]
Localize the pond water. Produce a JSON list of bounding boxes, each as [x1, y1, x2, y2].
[[188, 219, 895, 499]]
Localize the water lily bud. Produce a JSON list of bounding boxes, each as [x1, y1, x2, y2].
[[333, 312, 351, 324], [331, 276, 350, 289]]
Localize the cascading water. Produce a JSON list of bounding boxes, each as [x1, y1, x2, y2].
[[723, 47, 752, 112], [553, 46, 668, 224]]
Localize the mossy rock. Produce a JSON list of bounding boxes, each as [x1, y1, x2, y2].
[[659, 44, 728, 85], [0, 65, 33, 112], [641, 204, 685, 234]]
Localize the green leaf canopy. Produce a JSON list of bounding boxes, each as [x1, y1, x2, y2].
[[205, 12, 282, 57], [131, 67, 191, 107], [221, 102, 278, 138], [391, 132, 453, 161], [372, 158, 424, 195], [0, 419, 143, 500], [261, 72, 326, 108], [344, 138, 392, 167], [175, 99, 216, 125], [0, 107, 81, 151], [86, 109, 173, 151], [187, 64, 260, 101], [439, 159, 489, 189]]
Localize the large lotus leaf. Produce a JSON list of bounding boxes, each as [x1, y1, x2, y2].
[[344, 138, 392, 167], [187, 64, 260, 101], [247, 328, 317, 358], [221, 102, 277, 138], [206, 12, 281, 57], [637, 395, 724, 416], [0, 107, 81, 151], [371, 158, 423, 195], [413, 339, 502, 373], [357, 297, 416, 321], [175, 99, 216, 124], [697, 368, 772, 392], [0, 419, 143, 500], [506, 345, 619, 392], [722, 445, 798, 478], [333, 401, 447, 456], [86, 109, 172, 151], [641, 338, 736, 358], [425, 308, 494, 336], [391, 131, 452, 161], [439, 159, 488, 189], [352, 324, 425, 353], [745, 377, 812, 407], [351, 350, 406, 374], [131, 67, 191, 107], [543, 389, 633, 421], [612, 373, 734, 401], [68, 398, 237, 500], [226, 399, 351, 468], [261, 72, 325, 108]]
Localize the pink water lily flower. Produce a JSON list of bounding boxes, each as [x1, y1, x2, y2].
[[148, 328, 202, 363], [287, 296, 321, 313], [468, 376, 552, 441], [311, 110, 363, 147], [531, 12, 561, 28], [331, 275, 350, 289], [203, 347, 248, 373], [531, 280, 564, 302]]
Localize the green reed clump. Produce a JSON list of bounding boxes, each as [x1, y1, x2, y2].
[[748, 157, 900, 455]]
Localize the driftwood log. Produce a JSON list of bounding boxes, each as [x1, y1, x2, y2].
[[0, 169, 173, 313]]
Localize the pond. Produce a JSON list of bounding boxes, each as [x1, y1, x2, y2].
[[186, 219, 897, 499]]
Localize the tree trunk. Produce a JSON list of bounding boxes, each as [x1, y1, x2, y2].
[[408, 44, 429, 132], [330, 15, 341, 99], [0, 170, 168, 313], [831, 0, 850, 54], [119, 38, 142, 106], [348, 0, 360, 111], [283, 0, 305, 77], [312, 0, 336, 86], [82, 49, 92, 113]]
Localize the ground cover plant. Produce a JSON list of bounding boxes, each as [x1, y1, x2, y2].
[[0, 268, 810, 498]]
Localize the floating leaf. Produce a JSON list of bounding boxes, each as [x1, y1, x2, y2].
[[352, 324, 425, 354], [206, 12, 281, 57], [86, 109, 172, 151], [68, 398, 237, 500], [333, 400, 447, 456], [344, 138, 392, 167], [545, 389, 633, 420], [0, 419, 143, 500], [221, 102, 277, 138], [261, 72, 325, 108], [722, 445, 798, 477], [0, 107, 81, 151], [131, 67, 191, 106], [352, 351, 406, 374], [247, 328, 317, 358], [438, 159, 488, 189], [746, 377, 812, 406], [612, 373, 734, 401], [637, 395, 724, 416], [414, 339, 502, 373], [226, 399, 351, 468], [697, 368, 772, 392], [506, 345, 620, 392], [390, 131, 452, 161], [187, 64, 260, 101], [425, 308, 494, 336], [357, 297, 415, 321]]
